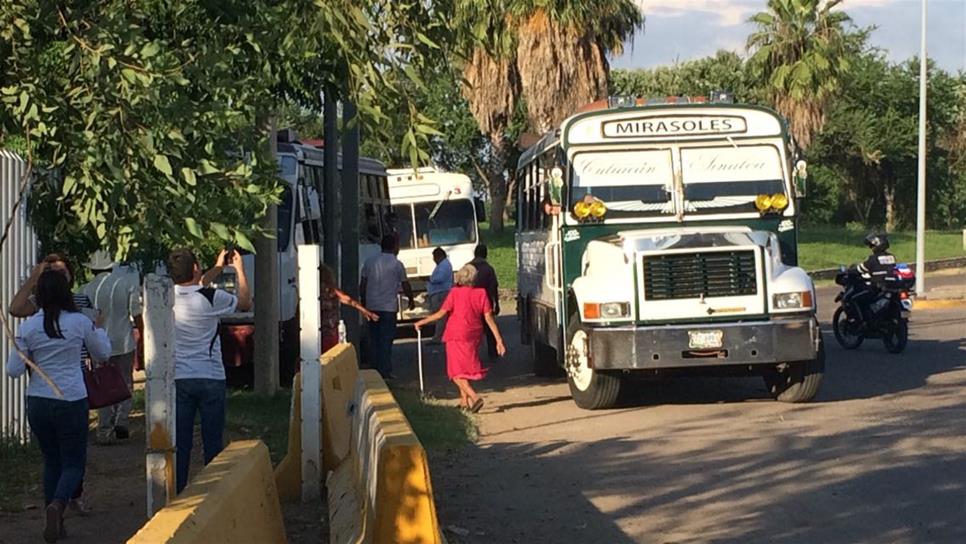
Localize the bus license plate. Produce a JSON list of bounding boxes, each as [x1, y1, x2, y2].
[[688, 330, 723, 349]]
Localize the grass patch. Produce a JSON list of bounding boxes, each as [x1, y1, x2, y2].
[[391, 388, 478, 451], [480, 221, 517, 289], [480, 221, 964, 282], [0, 438, 42, 511], [225, 389, 292, 464], [799, 227, 964, 271]]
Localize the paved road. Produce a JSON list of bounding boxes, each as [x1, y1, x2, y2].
[[393, 270, 966, 544]]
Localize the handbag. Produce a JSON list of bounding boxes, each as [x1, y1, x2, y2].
[[83, 360, 131, 409]]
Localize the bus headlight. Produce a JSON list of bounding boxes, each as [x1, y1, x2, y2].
[[771, 193, 789, 211], [584, 302, 630, 319], [573, 201, 591, 219], [589, 200, 607, 218], [755, 194, 773, 212], [773, 291, 812, 310]]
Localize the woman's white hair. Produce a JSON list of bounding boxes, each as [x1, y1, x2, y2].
[[454, 263, 478, 287]]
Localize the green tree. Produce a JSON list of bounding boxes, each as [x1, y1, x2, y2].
[[610, 50, 763, 103], [0, 0, 448, 260], [454, 0, 644, 233], [746, 0, 863, 149]]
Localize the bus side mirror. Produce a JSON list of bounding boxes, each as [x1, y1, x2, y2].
[[794, 160, 808, 198], [474, 198, 485, 222]]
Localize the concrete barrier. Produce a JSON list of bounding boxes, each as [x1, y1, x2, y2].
[[328, 370, 443, 544], [274, 343, 360, 501], [274, 372, 303, 502], [321, 343, 359, 469], [129, 440, 286, 544]]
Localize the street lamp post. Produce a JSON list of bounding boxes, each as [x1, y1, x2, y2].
[[915, 0, 927, 296]]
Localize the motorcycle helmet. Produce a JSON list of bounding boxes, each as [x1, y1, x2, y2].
[[864, 233, 890, 254]]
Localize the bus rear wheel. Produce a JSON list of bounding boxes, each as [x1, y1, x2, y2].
[[566, 315, 621, 410]]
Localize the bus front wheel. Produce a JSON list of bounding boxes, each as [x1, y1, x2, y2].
[[565, 315, 621, 410]]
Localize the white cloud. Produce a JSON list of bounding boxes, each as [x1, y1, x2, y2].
[[636, 0, 760, 26], [635, 0, 901, 27]]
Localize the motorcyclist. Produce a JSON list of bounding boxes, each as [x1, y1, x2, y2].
[[855, 233, 898, 284], [849, 233, 898, 317]]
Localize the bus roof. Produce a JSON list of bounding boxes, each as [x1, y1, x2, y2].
[[518, 102, 789, 170], [387, 169, 474, 201], [277, 141, 386, 175]]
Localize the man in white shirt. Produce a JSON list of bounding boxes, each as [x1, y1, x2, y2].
[[360, 235, 414, 379], [83, 251, 143, 443], [426, 247, 452, 345], [168, 248, 251, 493]]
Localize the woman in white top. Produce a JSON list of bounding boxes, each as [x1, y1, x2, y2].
[[6, 270, 111, 543]]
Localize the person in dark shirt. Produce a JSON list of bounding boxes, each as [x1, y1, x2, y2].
[[855, 233, 897, 286], [470, 244, 500, 358], [851, 233, 898, 318]]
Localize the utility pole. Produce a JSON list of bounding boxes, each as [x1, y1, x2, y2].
[[340, 101, 361, 345], [915, 0, 928, 296], [143, 274, 175, 517], [254, 118, 280, 395], [323, 88, 340, 279]]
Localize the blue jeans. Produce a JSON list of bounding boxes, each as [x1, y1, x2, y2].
[[368, 311, 398, 377], [175, 379, 226, 493], [26, 396, 89, 505]]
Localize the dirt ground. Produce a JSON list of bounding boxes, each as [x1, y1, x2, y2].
[[0, 396, 324, 543]]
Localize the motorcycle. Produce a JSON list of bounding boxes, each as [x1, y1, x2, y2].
[[832, 263, 915, 353]]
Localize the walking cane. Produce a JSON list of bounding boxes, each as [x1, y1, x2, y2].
[[416, 327, 425, 399]]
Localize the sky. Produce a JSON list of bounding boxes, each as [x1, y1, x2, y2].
[[610, 0, 966, 73]]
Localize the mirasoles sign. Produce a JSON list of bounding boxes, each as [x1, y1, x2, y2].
[[563, 107, 784, 147], [603, 116, 746, 138]]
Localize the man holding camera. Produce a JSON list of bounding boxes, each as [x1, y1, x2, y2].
[[167, 248, 250, 493]]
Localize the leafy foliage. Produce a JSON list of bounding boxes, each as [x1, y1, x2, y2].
[[611, 49, 966, 231], [746, 0, 865, 149], [452, 0, 644, 233], [0, 0, 449, 260]]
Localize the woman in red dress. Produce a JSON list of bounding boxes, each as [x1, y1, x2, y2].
[[320, 265, 379, 353], [415, 264, 506, 413]]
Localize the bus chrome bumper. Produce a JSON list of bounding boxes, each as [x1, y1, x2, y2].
[[589, 316, 820, 370]]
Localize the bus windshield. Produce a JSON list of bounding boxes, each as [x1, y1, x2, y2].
[[394, 199, 476, 249], [681, 145, 786, 215], [570, 149, 675, 217]]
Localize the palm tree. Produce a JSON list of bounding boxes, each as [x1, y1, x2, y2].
[[455, 0, 643, 232], [746, 0, 860, 150]]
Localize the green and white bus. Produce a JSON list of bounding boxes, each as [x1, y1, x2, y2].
[[516, 96, 824, 409]]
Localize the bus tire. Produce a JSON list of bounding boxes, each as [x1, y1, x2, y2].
[[532, 339, 562, 377], [763, 337, 825, 403], [565, 314, 621, 409]]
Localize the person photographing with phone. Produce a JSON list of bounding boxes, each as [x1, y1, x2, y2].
[[167, 248, 251, 493]]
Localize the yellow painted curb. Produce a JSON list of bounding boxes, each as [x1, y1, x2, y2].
[[914, 299, 966, 309], [129, 440, 286, 544]]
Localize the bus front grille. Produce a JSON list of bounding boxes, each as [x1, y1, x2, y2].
[[642, 250, 757, 300]]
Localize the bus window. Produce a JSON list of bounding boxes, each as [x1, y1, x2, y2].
[[277, 186, 294, 252], [412, 200, 476, 247], [393, 203, 415, 250], [361, 203, 381, 243]]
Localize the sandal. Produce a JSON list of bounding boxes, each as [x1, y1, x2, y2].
[[469, 397, 485, 413]]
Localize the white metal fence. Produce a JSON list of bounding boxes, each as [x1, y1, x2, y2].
[[0, 150, 39, 442]]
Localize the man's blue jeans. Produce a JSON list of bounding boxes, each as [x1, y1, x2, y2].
[[368, 311, 398, 378], [26, 396, 89, 505], [175, 379, 226, 493]]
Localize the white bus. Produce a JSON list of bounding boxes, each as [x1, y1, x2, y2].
[[215, 131, 391, 383], [387, 167, 483, 321], [516, 97, 823, 409]]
